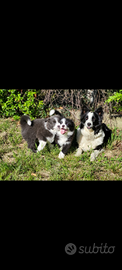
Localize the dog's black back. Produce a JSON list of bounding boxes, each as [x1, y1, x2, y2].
[[102, 123, 112, 146]]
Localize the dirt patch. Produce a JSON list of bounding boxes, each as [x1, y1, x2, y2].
[[104, 141, 122, 159], [2, 152, 16, 163], [94, 171, 120, 181], [69, 110, 80, 126], [112, 140, 122, 149], [39, 170, 50, 181], [104, 150, 113, 159], [103, 113, 122, 130], [0, 131, 7, 140], [17, 139, 26, 149]]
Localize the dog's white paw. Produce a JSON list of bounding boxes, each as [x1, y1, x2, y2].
[[75, 148, 82, 157], [90, 152, 96, 162], [58, 151, 65, 159], [90, 149, 104, 162], [37, 141, 47, 152]]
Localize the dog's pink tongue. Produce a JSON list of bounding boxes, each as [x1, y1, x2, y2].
[[61, 129, 66, 135]]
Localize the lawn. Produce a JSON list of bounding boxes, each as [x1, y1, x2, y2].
[[0, 118, 122, 181]]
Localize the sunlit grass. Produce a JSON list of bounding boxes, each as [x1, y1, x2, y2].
[[0, 119, 122, 181]]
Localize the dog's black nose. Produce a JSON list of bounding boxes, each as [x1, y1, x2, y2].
[[87, 123, 91, 126]]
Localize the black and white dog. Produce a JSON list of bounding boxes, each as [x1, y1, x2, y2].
[[75, 105, 112, 161], [50, 109, 75, 159], [20, 114, 61, 153]]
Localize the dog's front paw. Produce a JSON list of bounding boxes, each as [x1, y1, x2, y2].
[[75, 148, 82, 157], [58, 151, 65, 159], [90, 152, 96, 162]]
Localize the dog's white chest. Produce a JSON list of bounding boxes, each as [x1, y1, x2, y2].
[[57, 131, 74, 146], [77, 127, 105, 151], [57, 134, 68, 146]]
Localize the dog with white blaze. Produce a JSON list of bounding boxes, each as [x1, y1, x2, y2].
[[50, 109, 75, 159], [75, 105, 112, 161]]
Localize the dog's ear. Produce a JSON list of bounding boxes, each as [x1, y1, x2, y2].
[[81, 105, 90, 115], [45, 118, 51, 122], [95, 107, 103, 118]]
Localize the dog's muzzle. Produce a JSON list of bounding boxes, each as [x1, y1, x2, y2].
[[60, 128, 68, 134], [87, 123, 92, 129]]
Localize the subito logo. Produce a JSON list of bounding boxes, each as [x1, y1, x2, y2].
[[65, 243, 77, 255]]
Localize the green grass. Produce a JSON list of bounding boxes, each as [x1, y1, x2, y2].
[[0, 118, 122, 181]]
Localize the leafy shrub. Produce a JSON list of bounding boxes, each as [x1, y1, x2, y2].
[[105, 89, 122, 112], [0, 89, 46, 120]]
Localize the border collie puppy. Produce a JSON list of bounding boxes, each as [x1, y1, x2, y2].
[[75, 105, 112, 161], [20, 114, 61, 153], [50, 109, 75, 159]]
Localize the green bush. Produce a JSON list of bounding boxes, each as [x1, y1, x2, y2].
[[105, 89, 122, 112], [0, 89, 46, 120]]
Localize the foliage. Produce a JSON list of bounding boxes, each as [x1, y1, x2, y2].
[[0, 89, 46, 120], [0, 89, 121, 120], [105, 89, 122, 112]]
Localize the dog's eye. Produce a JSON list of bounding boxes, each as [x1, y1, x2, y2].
[[86, 116, 88, 120], [53, 120, 56, 124], [92, 116, 95, 121]]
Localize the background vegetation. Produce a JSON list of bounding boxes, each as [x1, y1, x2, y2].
[[0, 89, 121, 120], [0, 89, 46, 120]]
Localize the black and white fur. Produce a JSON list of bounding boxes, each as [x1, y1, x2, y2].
[[50, 109, 75, 159], [75, 105, 112, 161], [20, 114, 61, 153]]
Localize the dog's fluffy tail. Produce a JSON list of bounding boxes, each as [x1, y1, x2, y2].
[[20, 115, 32, 127], [50, 109, 62, 117]]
